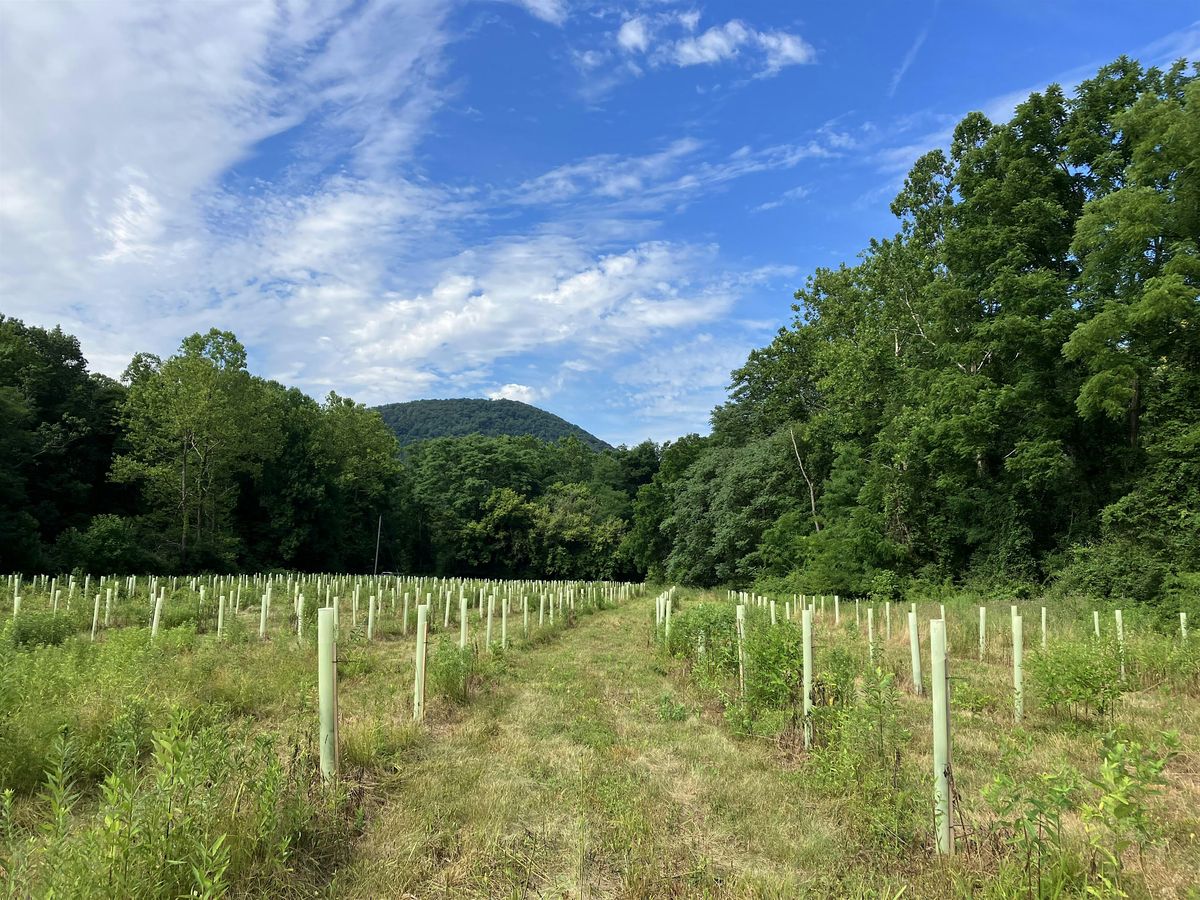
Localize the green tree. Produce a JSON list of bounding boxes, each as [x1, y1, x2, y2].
[[112, 330, 270, 568]]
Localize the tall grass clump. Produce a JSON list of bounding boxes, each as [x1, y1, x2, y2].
[[0, 708, 363, 898]]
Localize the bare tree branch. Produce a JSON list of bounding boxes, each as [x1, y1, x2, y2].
[[789, 426, 821, 533]]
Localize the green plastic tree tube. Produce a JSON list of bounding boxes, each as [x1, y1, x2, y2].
[[930, 618, 953, 855], [909, 610, 922, 696], [1115, 609, 1125, 678], [736, 604, 746, 696], [151, 589, 163, 641], [867, 607, 875, 667], [459, 595, 468, 649], [802, 607, 813, 749], [414, 603, 429, 721], [318, 607, 338, 782], [1012, 613, 1024, 722]]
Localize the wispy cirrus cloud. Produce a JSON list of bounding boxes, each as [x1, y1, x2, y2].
[[888, 24, 930, 98], [0, 0, 818, 442], [887, 1, 938, 98], [872, 19, 1200, 173], [509, 136, 839, 211], [505, 0, 568, 26], [752, 185, 810, 213], [574, 8, 816, 97]]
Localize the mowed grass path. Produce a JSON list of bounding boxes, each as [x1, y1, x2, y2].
[[333, 595, 875, 899]]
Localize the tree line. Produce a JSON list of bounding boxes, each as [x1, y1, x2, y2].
[[0, 320, 657, 578], [628, 56, 1198, 604], [2, 55, 1196, 601]]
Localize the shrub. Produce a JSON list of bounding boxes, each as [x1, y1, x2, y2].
[[1050, 540, 1168, 604], [427, 640, 481, 705], [742, 618, 803, 718], [807, 667, 923, 853], [982, 733, 1081, 896], [1028, 638, 1123, 722], [8, 610, 79, 648], [665, 602, 739, 676], [1082, 730, 1179, 896]]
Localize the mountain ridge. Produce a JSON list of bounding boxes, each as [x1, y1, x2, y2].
[[373, 398, 612, 451]]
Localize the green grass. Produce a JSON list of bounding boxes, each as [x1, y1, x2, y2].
[[2, 580, 1197, 897]]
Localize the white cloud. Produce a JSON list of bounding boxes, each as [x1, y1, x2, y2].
[[488, 383, 541, 403], [611, 333, 753, 442], [510, 137, 836, 211], [888, 24, 930, 98], [0, 0, 456, 375], [329, 239, 740, 381], [577, 13, 815, 96], [0, 0, 812, 443], [574, 48, 608, 70], [672, 19, 751, 66], [751, 185, 810, 213], [755, 30, 817, 75], [617, 16, 650, 53], [665, 19, 815, 75], [507, 0, 567, 26]]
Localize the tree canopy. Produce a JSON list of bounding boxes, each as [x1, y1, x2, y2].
[[628, 56, 1198, 601]]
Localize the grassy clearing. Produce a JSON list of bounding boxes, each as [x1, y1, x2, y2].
[[333, 594, 861, 898], [0, 575, 629, 897], [665, 589, 1200, 899], [3, 580, 1197, 897]]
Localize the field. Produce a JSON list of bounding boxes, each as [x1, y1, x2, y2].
[[1, 576, 1198, 898]]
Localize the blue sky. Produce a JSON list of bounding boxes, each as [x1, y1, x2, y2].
[[1, 2, 1197, 445]]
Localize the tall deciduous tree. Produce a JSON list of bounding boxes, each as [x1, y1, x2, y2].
[[113, 330, 270, 568]]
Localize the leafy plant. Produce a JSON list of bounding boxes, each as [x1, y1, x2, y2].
[[983, 732, 1081, 896], [1081, 730, 1179, 897], [1028, 639, 1123, 722]]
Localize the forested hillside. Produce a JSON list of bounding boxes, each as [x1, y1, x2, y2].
[[375, 398, 611, 450], [0, 321, 655, 578], [1, 55, 1196, 605]]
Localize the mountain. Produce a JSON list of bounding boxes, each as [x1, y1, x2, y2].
[[373, 398, 612, 451]]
